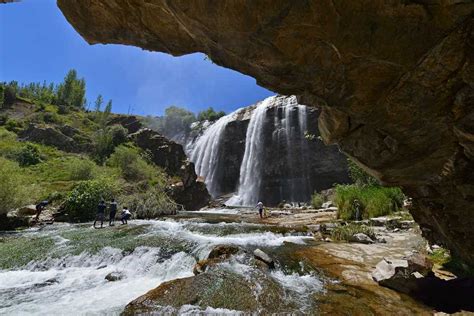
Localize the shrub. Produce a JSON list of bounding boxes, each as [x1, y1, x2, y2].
[[41, 111, 61, 124], [63, 179, 116, 221], [334, 184, 404, 220], [67, 158, 96, 180], [0, 158, 28, 215], [109, 124, 128, 147], [120, 187, 177, 219], [331, 223, 376, 242], [93, 129, 114, 164], [107, 145, 157, 182], [347, 159, 379, 186], [4, 119, 24, 133], [197, 107, 226, 122], [311, 192, 324, 209], [15, 144, 42, 167]]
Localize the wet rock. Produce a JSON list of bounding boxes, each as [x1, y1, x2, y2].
[[0, 213, 30, 230], [350, 233, 374, 244], [322, 201, 334, 208], [253, 249, 275, 269], [123, 269, 294, 315], [207, 245, 240, 260], [400, 220, 416, 230], [57, 0, 474, 264], [105, 271, 124, 282], [96, 265, 107, 270]]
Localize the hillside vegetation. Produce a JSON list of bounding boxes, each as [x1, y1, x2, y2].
[[0, 70, 179, 223]]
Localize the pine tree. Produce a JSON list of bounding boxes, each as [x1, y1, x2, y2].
[[94, 95, 103, 113]]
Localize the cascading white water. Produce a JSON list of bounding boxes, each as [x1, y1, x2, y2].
[[226, 97, 273, 206], [189, 108, 243, 197], [0, 218, 321, 315], [228, 95, 310, 206]]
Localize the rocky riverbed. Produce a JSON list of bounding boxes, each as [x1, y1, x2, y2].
[[2, 206, 463, 315]]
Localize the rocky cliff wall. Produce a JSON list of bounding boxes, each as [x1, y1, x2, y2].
[[188, 96, 350, 205], [57, 1, 474, 263]]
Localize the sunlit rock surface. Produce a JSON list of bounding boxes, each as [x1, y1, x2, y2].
[[57, 1, 474, 263]]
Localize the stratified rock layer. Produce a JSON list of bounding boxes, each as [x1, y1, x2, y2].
[[57, 1, 474, 263]]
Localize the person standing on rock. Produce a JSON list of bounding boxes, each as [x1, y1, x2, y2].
[[94, 200, 106, 229], [256, 201, 264, 219], [35, 200, 49, 221], [109, 199, 118, 226]]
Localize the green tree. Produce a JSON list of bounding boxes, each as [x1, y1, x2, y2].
[[94, 94, 103, 113], [56, 69, 86, 108], [197, 107, 226, 122], [147, 106, 197, 138], [0, 84, 4, 109], [347, 159, 379, 186]]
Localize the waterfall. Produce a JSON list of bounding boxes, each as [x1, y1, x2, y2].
[[189, 95, 312, 206], [189, 108, 243, 197], [228, 95, 310, 206], [227, 97, 273, 206]]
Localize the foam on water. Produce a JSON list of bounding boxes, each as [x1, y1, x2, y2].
[[0, 247, 195, 315], [0, 218, 318, 315]]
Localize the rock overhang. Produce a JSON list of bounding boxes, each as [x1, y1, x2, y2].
[[56, 0, 474, 264]]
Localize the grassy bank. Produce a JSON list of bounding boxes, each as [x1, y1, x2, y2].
[[334, 184, 404, 220]]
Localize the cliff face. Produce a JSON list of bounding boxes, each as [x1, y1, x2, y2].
[[57, 1, 474, 263], [188, 96, 350, 205]]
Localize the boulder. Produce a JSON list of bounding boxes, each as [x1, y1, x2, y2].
[[207, 245, 240, 260], [193, 245, 242, 275], [57, 0, 474, 265], [105, 271, 124, 282], [107, 115, 142, 134], [321, 201, 333, 208], [122, 269, 293, 315], [19, 124, 78, 152], [372, 255, 433, 294], [167, 179, 210, 211], [130, 128, 186, 176], [130, 128, 211, 210], [0, 213, 30, 230], [17, 205, 37, 216], [253, 249, 274, 269], [350, 233, 374, 244]]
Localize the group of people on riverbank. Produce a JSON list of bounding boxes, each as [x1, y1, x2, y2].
[[93, 199, 132, 229]]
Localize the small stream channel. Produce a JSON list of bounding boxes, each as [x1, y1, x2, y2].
[[0, 209, 326, 315]]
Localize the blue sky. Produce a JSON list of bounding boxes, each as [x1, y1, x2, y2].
[[0, 0, 273, 116]]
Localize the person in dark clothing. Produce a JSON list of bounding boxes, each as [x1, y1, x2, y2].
[[35, 200, 49, 220], [94, 200, 106, 229], [109, 199, 118, 226], [256, 201, 264, 219]]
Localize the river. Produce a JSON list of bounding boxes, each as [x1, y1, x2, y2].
[[0, 209, 325, 315]]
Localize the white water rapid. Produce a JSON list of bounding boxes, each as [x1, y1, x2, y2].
[[0, 216, 322, 315]]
